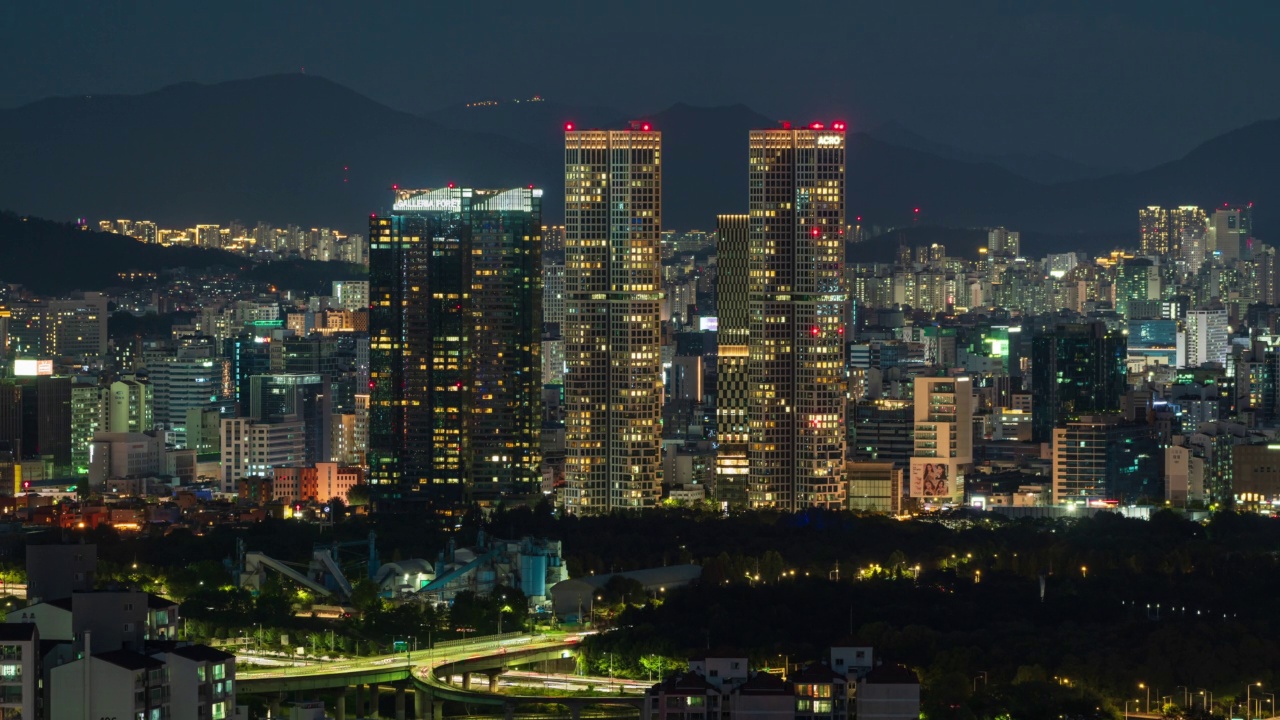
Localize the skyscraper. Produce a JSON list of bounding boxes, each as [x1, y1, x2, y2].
[[1168, 205, 1207, 259], [369, 187, 544, 510], [1139, 206, 1169, 256], [747, 122, 848, 510], [1209, 205, 1253, 262], [1030, 322, 1127, 443], [715, 214, 750, 507], [563, 122, 663, 514]]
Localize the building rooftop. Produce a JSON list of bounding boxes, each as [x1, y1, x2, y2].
[[862, 664, 919, 685], [0, 623, 36, 641], [734, 672, 792, 696], [652, 671, 716, 694], [790, 663, 845, 684], [96, 649, 167, 671], [168, 644, 234, 663]]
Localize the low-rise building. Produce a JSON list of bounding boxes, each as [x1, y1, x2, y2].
[[51, 649, 172, 720], [855, 665, 920, 720], [161, 644, 238, 720], [0, 623, 39, 720]]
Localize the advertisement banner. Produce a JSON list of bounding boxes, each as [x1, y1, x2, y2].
[[910, 458, 959, 499]]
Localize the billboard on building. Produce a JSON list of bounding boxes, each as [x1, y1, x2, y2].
[[909, 457, 961, 500], [13, 358, 53, 376]]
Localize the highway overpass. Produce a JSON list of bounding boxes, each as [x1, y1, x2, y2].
[[238, 634, 645, 720]]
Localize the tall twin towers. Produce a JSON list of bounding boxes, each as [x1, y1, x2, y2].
[[368, 121, 847, 514], [564, 121, 848, 514]]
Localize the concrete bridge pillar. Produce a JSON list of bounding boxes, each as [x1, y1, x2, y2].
[[356, 685, 366, 717], [335, 688, 347, 720], [462, 672, 472, 690], [269, 694, 283, 718], [370, 684, 382, 718], [570, 705, 582, 720], [488, 670, 501, 693], [414, 687, 429, 720], [395, 684, 408, 720]]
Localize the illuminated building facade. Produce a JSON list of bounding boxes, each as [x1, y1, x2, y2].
[[1139, 206, 1169, 256], [368, 187, 544, 510], [715, 214, 750, 507], [747, 123, 848, 510], [563, 123, 663, 514]]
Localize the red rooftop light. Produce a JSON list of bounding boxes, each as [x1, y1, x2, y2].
[[641, 122, 652, 131], [448, 182, 455, 189], [810, 122, 825, 130], [781, 121, 792, 130], [564, 122, 575, 131], [832, 121, 846, 131]]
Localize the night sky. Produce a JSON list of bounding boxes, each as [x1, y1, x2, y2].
[[3, 0, 1279, 170]]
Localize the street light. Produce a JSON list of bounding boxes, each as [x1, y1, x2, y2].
[[1139, 683, 1150, 713], [1247, 682, 1262, 720], [973, 671, 988, 693], [1126, 699, 1139, 720]]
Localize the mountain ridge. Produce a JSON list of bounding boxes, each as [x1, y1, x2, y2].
[[2, 74, 1277, 255]]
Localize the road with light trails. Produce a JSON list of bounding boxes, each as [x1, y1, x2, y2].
[[239, 633, 584, 684]]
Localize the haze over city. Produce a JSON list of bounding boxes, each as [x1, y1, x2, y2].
[[1, 3, 1280, 720]]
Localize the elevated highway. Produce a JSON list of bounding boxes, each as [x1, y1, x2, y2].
[[238, 634, 645, 720]]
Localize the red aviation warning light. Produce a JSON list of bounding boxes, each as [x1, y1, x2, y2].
[[832, 121, 847, 131], [810, 326, 821, 337], [564, 122, 575, 131], [641, 122, 652, 131], [447, 182, 455, 189], [812, 227, 821, 237], [810, 122, 825, 130]]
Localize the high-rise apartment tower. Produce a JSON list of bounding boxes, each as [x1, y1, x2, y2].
[[747, 122, 848, 510], [563, 122, 663, 514]]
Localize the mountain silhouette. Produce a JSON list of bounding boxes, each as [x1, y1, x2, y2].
[[2, 74, 1276, 255]]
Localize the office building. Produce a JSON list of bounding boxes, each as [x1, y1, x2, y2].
[[908, 376, 972, 504], [219, 417, 306, 493], [331, 280, 369, 312], [747, 122, 847, 510], [849, 399, 915, 466], [109, 375, 154, 434], [71, 378, 108, 476], [846, 462, 902, 514], [249, 373, 332, 466], [715, 214, 750, 508], [543, 262, 566, 326], [148, 354, 220, 449], [1209, 205, 1252, 262], [1183, 309, 1229, 367], [1052, 416, 1163, 504], [1114, 258, 1159, 318], [563, 123, 663, 513], [369, 187, 543, 509], [1030, 322, 1126, 443]]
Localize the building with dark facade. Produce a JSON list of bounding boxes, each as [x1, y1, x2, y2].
[[369, 187, 543, 510], [715, 214, 750, 508], [1030, 322, 1126, 443]]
